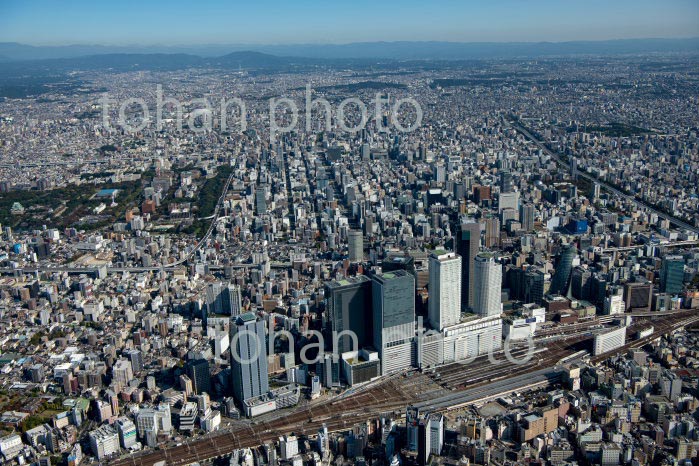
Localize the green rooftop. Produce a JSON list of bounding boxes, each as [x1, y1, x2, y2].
[[238, 312, 256, 322]]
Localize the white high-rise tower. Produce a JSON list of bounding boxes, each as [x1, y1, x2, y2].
[[428, 250, 462, 330], [348, 230, 364, 262], [473, 253, 502, 318]]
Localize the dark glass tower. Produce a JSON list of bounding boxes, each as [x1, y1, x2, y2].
[[549, 245, 577, 296], [499, 170, 514, 193], [324, 275, 372, 354], [186, 359, 211, 395], [660, 255, 684, 295], [456, 222, 480, 310]]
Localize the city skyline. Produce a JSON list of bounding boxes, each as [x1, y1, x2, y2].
[[1, 2, 699, 465]]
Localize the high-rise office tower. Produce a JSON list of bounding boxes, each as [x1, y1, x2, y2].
[[364, 213, 375, 235], [591, 276, 608, 306], [255, 186, 267, 215], [484, 217, 500, 248], [206, 282, 226, 315], [317, 424, 329, 457], [230, 313, 269, 403], [428, 414, 444, 456], [115, 417, 137, 449], [124, 349, 143, 374], [317, 353, 341, 388], [570, 157, 578, 180], [325, 275, 372, 354], [206, 283, 242, 316], [406, 406, 420, 452], [456, 222, 480, 310], [660, 255, 685, 295], [412, 411, 444, 466], [520, 203, 535, 232], [473, 253, 502, 318], [549, 245, 577, 296], [428, 251, 462, 330], [498, 192, 519, 218], [112, 359, 133, 388], [372, 270, 415, 375], [571, 266, 592, 300], [417, 418, 429, 466], [348, 230, 364, 262], [433, 164, 446, 184], [624, 281, 652, 312], [230, 284, 243, 316], [499, 170, 514, 193], [186, 359, 211, 395]]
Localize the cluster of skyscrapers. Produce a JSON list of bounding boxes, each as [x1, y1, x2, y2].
[[325, 222, 504, 377]]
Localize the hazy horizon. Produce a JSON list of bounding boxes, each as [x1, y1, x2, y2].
[[1, 0, 698, 46], [3, 36, 699, 48]]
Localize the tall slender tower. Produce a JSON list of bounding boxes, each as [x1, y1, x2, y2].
[[230, 313, 269, 403], [428, 250, 462, 330], [372, 271, 415, 375], [499, 170, 514, 193], [255, 186, 267, 215], [186, 359, 211, 395], [549, 245, 577, 296], [484, 216, 500, 248], [456, 222, 480, 310], [348, 230, 364, 262], [519, 203, 535, 232], [660, 255, 685, 295], [473, 253, 502, 318]]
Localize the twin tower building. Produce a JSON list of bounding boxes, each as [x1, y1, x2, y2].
[[327, 222, 503, 376]]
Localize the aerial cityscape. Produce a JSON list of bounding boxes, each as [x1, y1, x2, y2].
[[0, 1, 699, 466]]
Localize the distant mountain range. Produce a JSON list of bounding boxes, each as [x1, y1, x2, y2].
[[1, 38, 697, 99], [1, 38, 697, 62], [0, 51, 325, 78]]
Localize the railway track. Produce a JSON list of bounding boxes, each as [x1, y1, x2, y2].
[[110, 378, 415, 466], [111, 311, 699, 466]]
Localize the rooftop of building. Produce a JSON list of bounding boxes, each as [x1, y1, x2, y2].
[[326, 275, 371, 288], [236, 312, 257, 324], [243, 383, 300, 407]]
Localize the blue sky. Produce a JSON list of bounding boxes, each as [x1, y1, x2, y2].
[[1, 0, 697, 45]]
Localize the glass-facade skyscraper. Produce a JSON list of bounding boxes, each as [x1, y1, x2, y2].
[[186, 358, 211, 395], [230, 313, 269, 403], [456, 222, 480, 310], [372, 270, 415, 375], [660, 255, 685, 295], [325, 275, 373, 354], [549, 245, 577, 296]]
